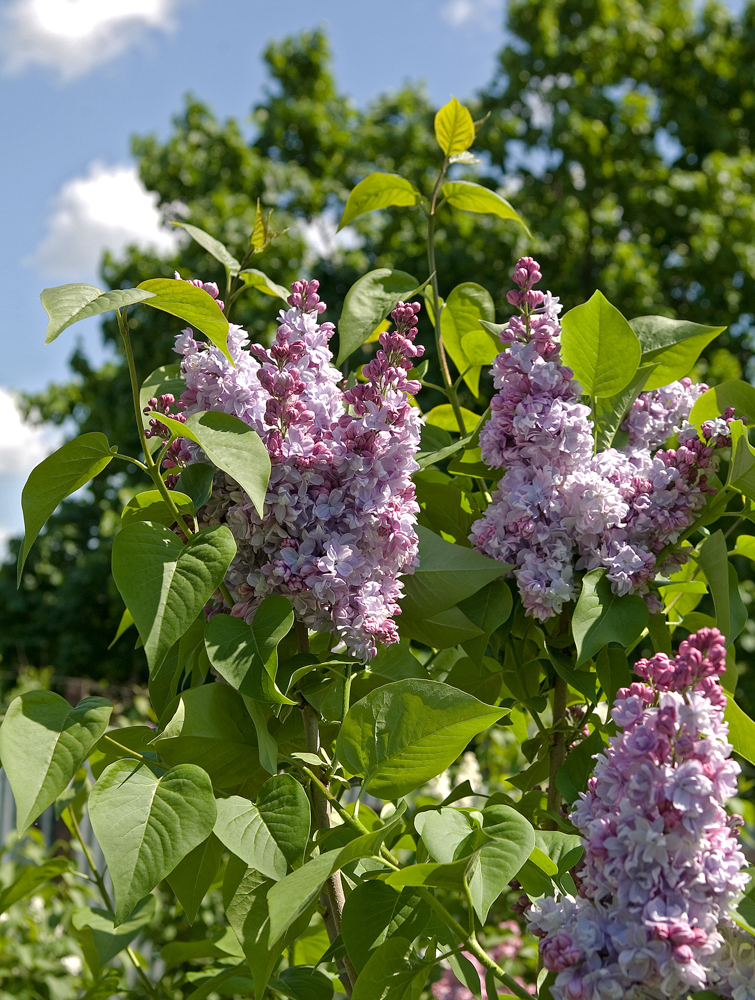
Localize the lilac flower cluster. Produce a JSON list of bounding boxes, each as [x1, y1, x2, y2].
[[470, 257, 735, 620], [528, 628, 755, 1000], [171, 278, 423, 659]]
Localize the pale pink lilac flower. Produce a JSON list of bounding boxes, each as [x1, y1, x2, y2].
[[471, 258, 737, 618], [171, 278, 422, 659], [528, 628, 755, 1000]]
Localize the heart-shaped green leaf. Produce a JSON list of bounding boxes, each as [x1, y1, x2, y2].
[[111, 522, 236, 670], [89, 760, 216, 923], [438, 282, 497, 396], [205, 596, 295, 705], [561, 291, 641, 398], [213, 775, 310, 878], [166, 833, 224, 924], [337, 268, 419, 365], [336, 679, 503, 799], [572, 568, 649, 665], [41, 283, 154, 343], [121, 490, 194, 528], [18, 432, 114, 583], [138, 278, 233, 364], [0, 691, 111, 831]]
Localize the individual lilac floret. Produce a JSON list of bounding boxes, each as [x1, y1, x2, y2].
[[471, 258, 739, 618], [528, 628, 755, 1000], [171, 279, 422, 659]]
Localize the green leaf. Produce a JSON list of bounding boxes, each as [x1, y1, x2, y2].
[[595, 647, 632, 708], [439, 281, 497, 395], [336, 679, 503, 799], [384, 856, 478, 890], [40, 283, 154, 343], [272, 966, 335, 1000], [369, 644, 428, 681], [534, 831, 583, 874], [138, 278, 233, 364], [0, 858, 69, 915], [139, 363, 185, 441], [18, 432, 114, 584], [205, 596, 295, 705], [399, 604, 485, 649], [415, 475, 481, 546], [592, 364, 657, 452], [459, 580, 513, 664], [178, 462, 215, 512], [555, 728, 606, 802], [172, 222, 241, 273], [560, 291, 641, 398], [352, 936, 430, 1000], [121, 490, 194, 528], [572, 568, 649, 666], [239, 268, 291, 301], [213, 774, 310, 878], [166, 833, 224, 924], [111, 521, 236, 671], [434, 97, 475, 155], [697, 531, 745, 645], [400, 526, 506, 619], [267, 810, 406, 942], [156, 411, 271, 516], [341, 882, 430, 974], [89, 760, 216, 922], [689, 379, 755, 428], [630, 316, 725, 390], [424, 404, 480, 433], [725, 696, 755, 765], [109, 608, 134, 649], [153, 683, 260, 787], [0, 691, 111, 831], [72, 896, 156, 978], [337, 268, 418, 366], [339, 173, 421, 229], [441, 181, 530, 235]]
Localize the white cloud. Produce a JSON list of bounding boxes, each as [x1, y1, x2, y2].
[[2, 0, 184, 78], [299, 212, 363, 263], [0, 388, 63, 477], [33, 162, 179, 279], [441, 0, 500, 28]]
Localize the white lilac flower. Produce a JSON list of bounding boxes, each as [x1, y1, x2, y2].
[[171, 280, 423, 660]]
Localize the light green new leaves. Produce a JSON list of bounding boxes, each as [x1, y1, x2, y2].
[[112, 522, 236, 670], [336, 679, 504, 798], [89, 760, 216, 923], [0, 691, 111, 831], [400, 526, 506, 620], [689, 378, 755, 429], [40, 284, 155, 343], [561, 291, 641, 398], [339, 173, 421, 229], [415, 805, 535, 922], [204, 596, 295, 705], [439, 282, 497, 395], [630, 316, 725, 390], [153, 411, 271, 516], [213, 775, 310, 878], [441, 182, 530, 235], [138, 278, 233, 363], [337, 268, 418, 365], [434, 97, 475, 155], [18, 432, 115, 583], [267, 810, 405, 943], [572, 568, 649, 666]]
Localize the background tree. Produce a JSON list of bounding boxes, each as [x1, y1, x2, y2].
[[4, 4, 755, 693]]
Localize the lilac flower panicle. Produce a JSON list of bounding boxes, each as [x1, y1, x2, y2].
[[170, 277, 422, 659], [471, 257, 737, 618], [527, 628, 755, 1000]]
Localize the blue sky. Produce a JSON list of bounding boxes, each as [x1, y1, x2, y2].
[[0, 0, 510, 544]]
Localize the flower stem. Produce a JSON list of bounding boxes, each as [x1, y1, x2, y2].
[[547, 673, 568, 822]]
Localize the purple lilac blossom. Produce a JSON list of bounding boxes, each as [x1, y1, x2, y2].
[[171, 278, 423, 659], [470, 257, 736, 619], [527, 628, 755, 1000]]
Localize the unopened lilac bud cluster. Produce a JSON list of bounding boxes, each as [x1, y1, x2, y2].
[[528, 627, 755, 1000], [171, 278, 422, 659], [143, 393, 185, 440], [470, 258, 737, 619]]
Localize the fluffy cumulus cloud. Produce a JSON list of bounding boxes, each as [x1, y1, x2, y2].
[[441, 0, 500, 27], [299, 211, 363, 263], [34, 162, 179, 279], [2, 0, 184, 78]]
